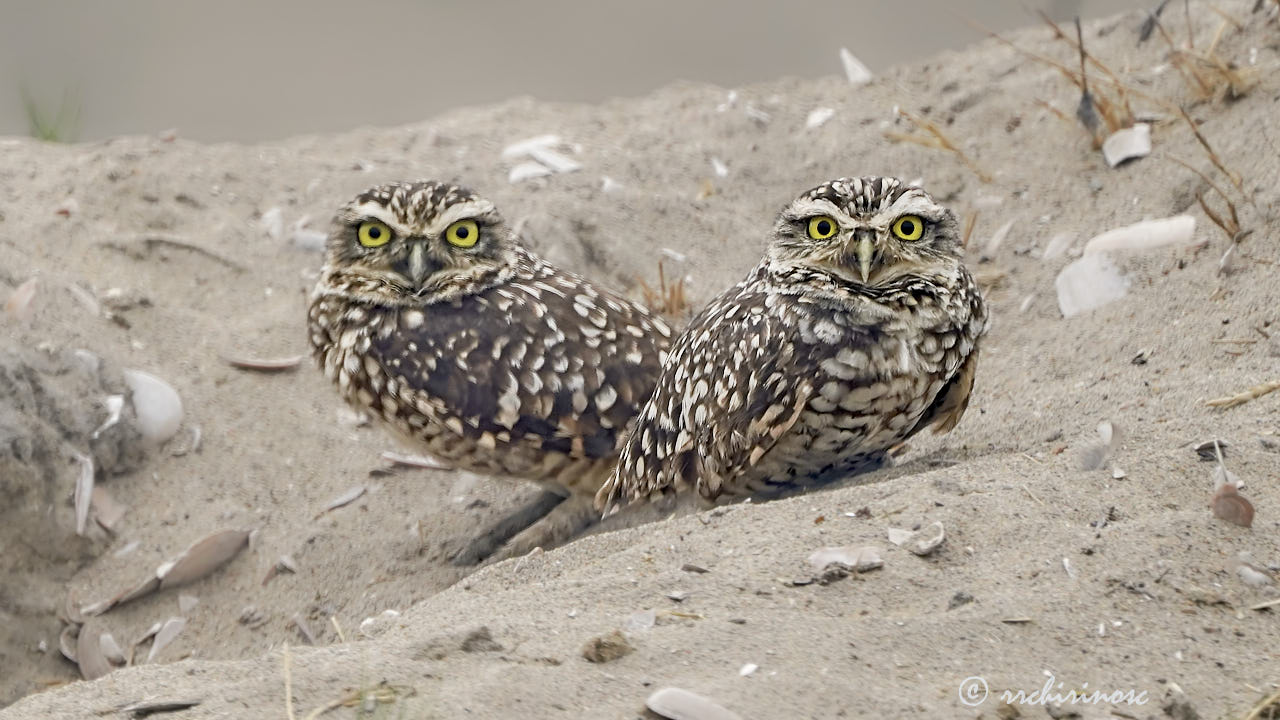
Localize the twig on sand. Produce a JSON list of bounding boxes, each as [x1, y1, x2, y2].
[[883, 108, 993, 183], [1206, 379, 1280, 408]]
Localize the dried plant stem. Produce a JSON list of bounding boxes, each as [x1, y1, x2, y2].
[[884, 108, 993, 183], [1177, 106, 1243, 191], [1206, 379, 1280, 408], [1242, 685, 1280, 720], [283, 642, 296, 720]]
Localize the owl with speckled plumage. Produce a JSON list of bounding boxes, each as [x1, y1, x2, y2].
[[308, 180, 672, 563], [598, 176, 988, 514]]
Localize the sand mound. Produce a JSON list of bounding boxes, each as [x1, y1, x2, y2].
[[2, 2, 1278, 717]]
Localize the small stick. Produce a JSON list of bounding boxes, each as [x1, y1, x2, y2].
[[283, 642, 296, 720], [1206, 379, 1280, 408]]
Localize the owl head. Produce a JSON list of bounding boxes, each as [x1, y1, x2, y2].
[[766, 176, 961, 286], [322, 180, 519, 304]]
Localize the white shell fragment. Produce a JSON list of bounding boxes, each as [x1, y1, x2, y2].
[[904, 522, 946, 557], [291, 228, 327, 253], [982, 219, 1015, 259], [99, 633, 126, 665], [71, 451, 95, 537], [1055, 253, 1129, 318], [380, 451, 451, 470], [91, 485, 128, 532], [646, 687, 743, 720], [318, 485, 367, 516], [1101, 123, 1152, 167], [1041, 232, 1076, 261], [122, 369, 184, 444], [738, 663, 758, 677], [807, 545, 884, 573], [625, 609, 657, 633], [259, 208, 284, 240], [178, 594, 200, 614], [221, 354, 303, 372], [76, 624, 112, 680], [145, 617, 187, 663], [508, 162, 552, 183], [91, 396, 125, 439], [806, 107, 836, 129], [839, 47, 873, 86], [710, 157, 729, 178], [158, 529, 252, 589], [502, 134, 562, 158], [886, 528, 914, 546], [1083, 215, 1195, 255]]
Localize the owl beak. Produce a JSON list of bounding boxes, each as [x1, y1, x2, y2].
[[855, 232, 876, 284], [406, 242, 430, 287]]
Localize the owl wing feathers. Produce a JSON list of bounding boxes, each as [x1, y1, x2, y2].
[[373, 269, 667, 461], [599, 287, 819, 511]]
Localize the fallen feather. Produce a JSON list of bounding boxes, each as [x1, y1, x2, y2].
[[91, 396, 125, 439], [839, 47, 873, 86], [220, 354, 303, 372], [981, 220, 1014, 260], [72, 451, 95, 537], [886, 528, 913, 546], [1041, 232, 1076, 261], [1082, 215, 1195, 255], [4, 277, 39, 320], [807, 545, 884, 573], [806, 107, 835, 129], [646, 687, 743, 720], [1101, 123, 1152, 167], [502, 134, 561, 158], [259, 208, 284, 240], [145, 617, 186, 663], [624, 609, 656, 633], [1055, 253, 1129, 318], [527, 147, 581, 174], [317, 485, 367, 517], [123, 369, 184, 444]]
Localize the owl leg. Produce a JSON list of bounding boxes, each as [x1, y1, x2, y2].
[[483, 493, 600, 563], [450, 488, 567, 566]]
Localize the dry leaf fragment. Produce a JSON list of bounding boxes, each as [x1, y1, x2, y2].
[[1211, 484, 1254, 527]]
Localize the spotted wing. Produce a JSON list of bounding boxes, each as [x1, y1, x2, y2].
[[599, 284, 816, 512], [372, 269, 670, 463]]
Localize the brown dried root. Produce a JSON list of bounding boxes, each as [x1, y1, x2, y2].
[[638, 260, 690, 320], [882, 108, 993, 183], [1206, 379, 1280, 408]]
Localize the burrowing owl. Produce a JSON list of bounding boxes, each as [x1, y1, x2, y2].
[[307, 180, 672, 562], [598, 176, 988, 513]]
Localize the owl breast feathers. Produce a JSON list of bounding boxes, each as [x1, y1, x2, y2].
[[308, 180, 672, 499], [599, 176, 989, 514]]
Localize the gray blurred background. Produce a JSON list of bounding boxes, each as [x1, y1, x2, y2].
[[1, 0, 1148, 143]]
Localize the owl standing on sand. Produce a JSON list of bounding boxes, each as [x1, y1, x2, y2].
[[308, 180, 672, 563], [599, 176, 988, 513]]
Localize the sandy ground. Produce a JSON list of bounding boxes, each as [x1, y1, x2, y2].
[[2, 2, 1279, 718]]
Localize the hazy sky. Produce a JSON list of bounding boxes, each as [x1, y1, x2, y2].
[[0, 0, 1147, 142]]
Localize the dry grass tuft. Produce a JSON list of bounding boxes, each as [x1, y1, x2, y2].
[[638, 260, 691, 320]]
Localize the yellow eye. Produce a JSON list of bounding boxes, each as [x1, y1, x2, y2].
[[357, 221, 392, 248], [807, 215, 838, 240], [445, 219, 479, 248], [892, 215, 925, 241]]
